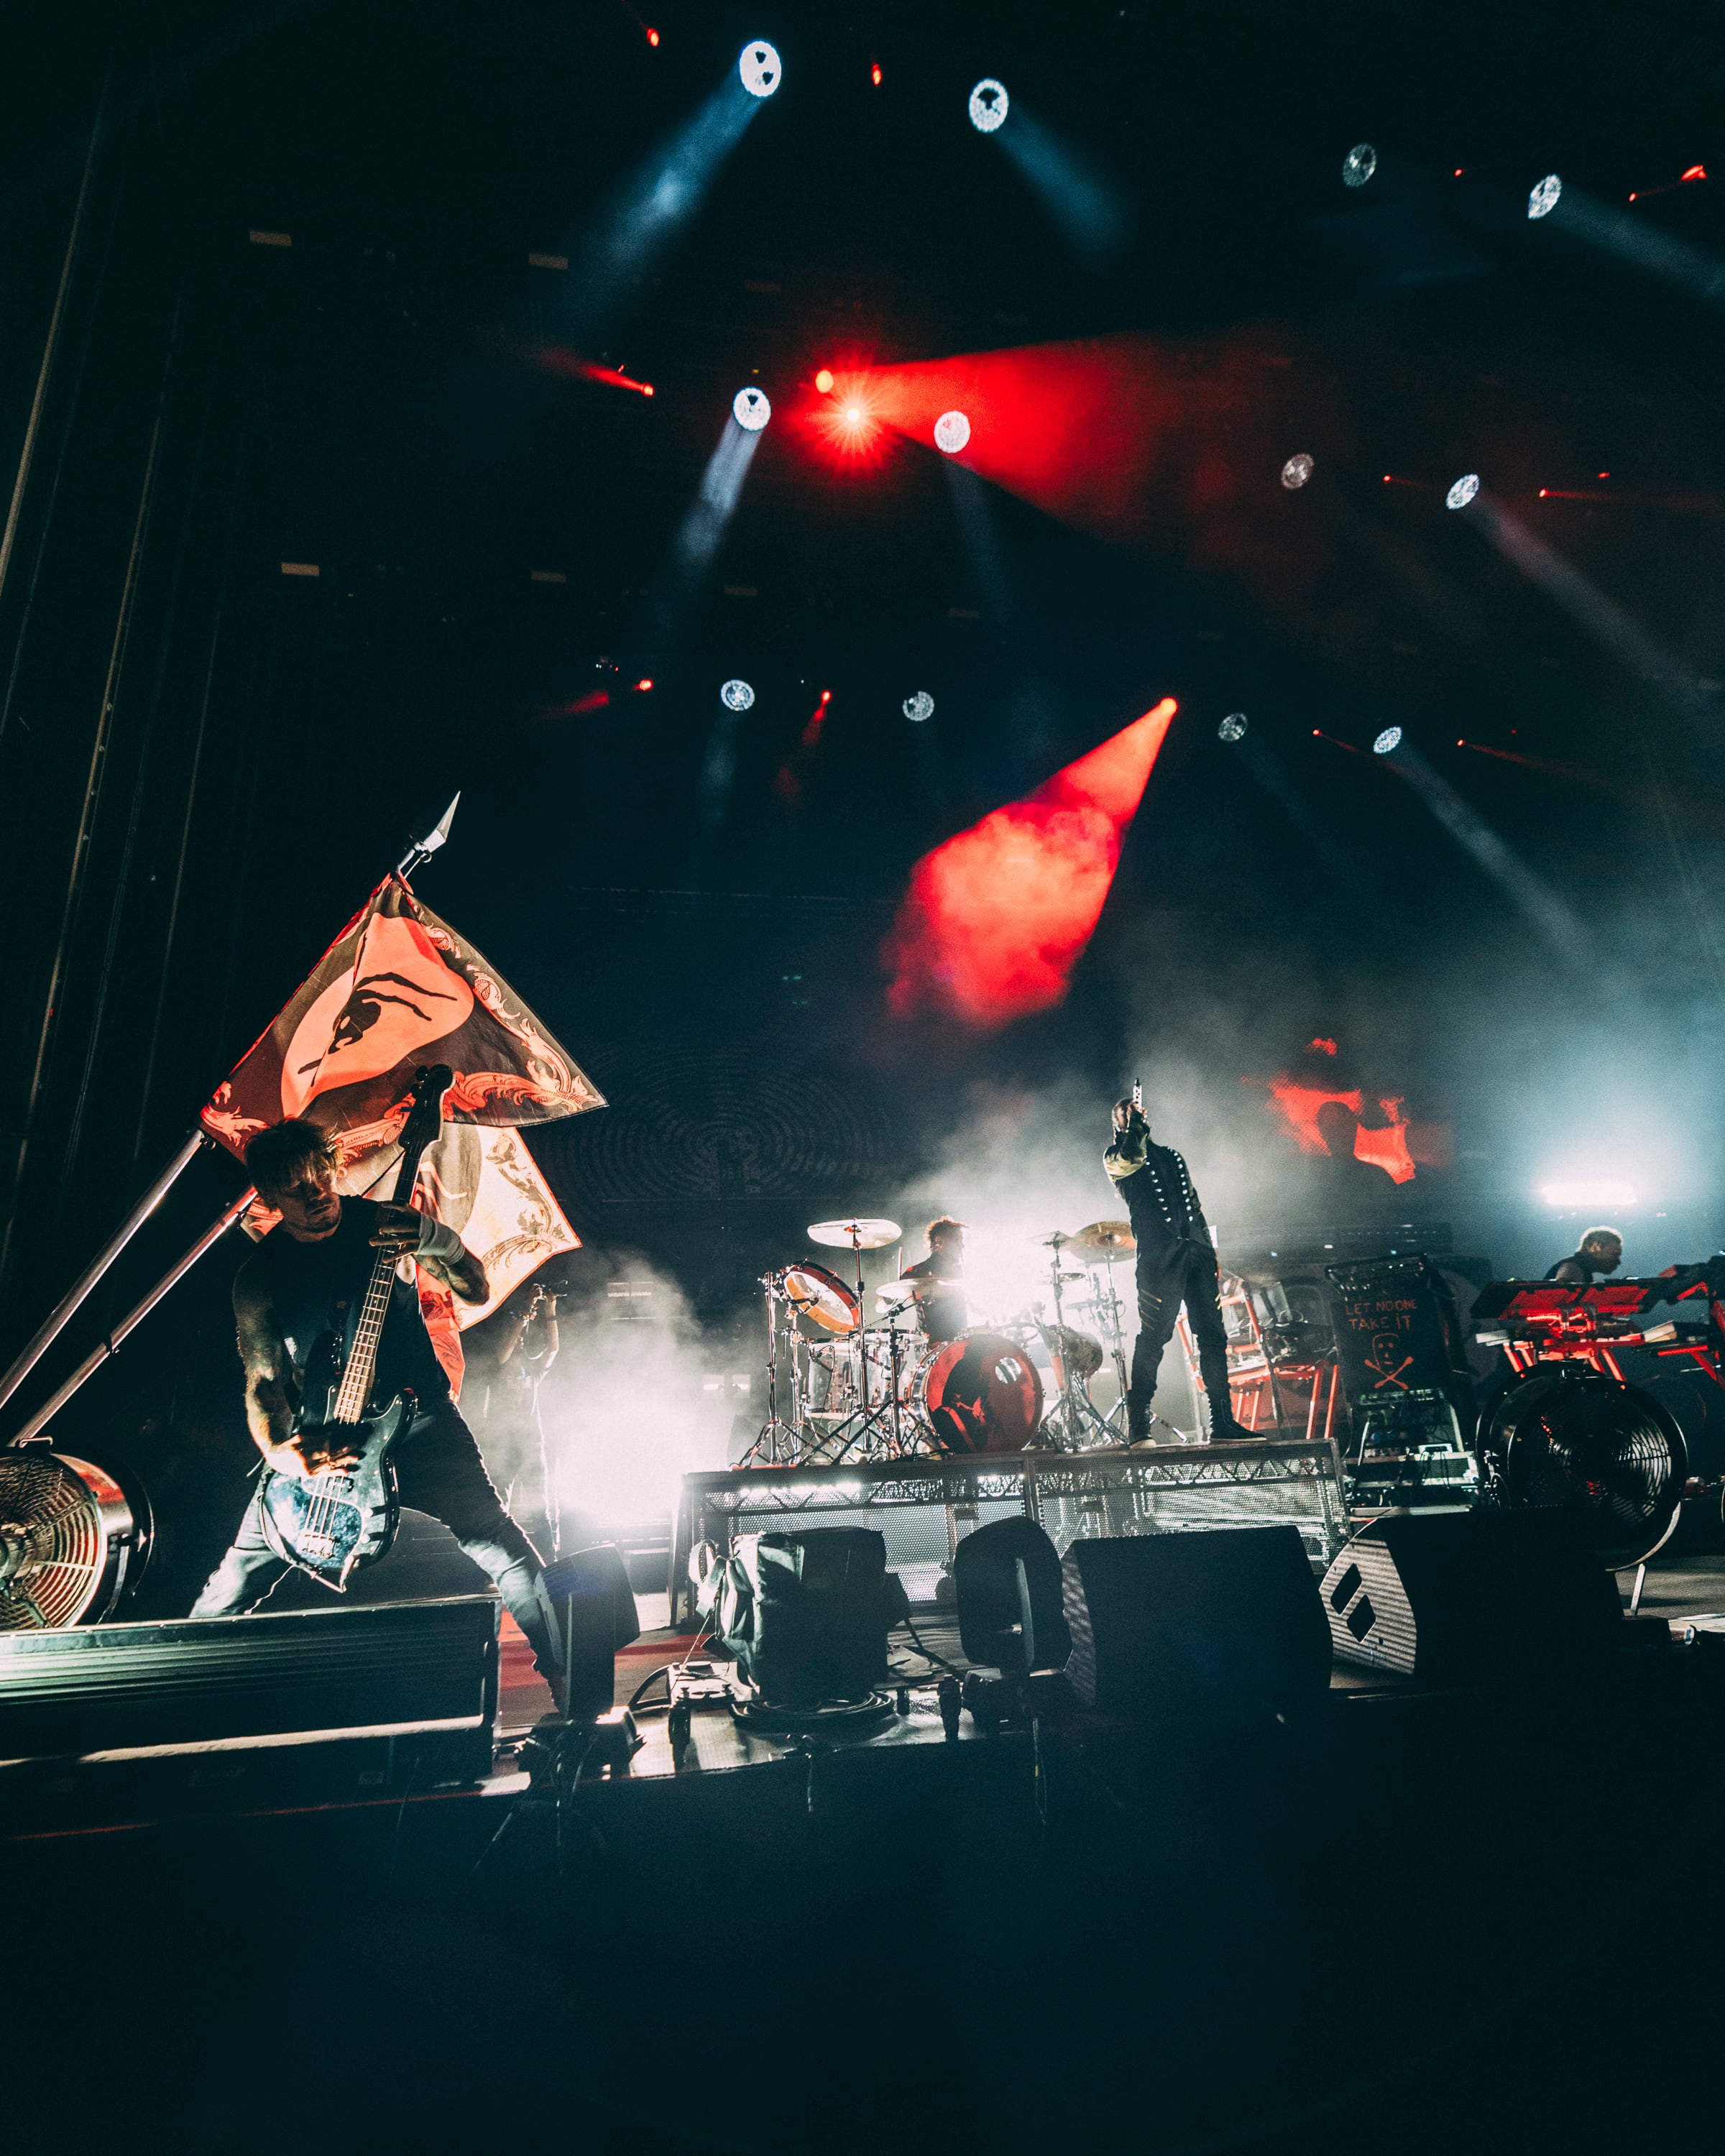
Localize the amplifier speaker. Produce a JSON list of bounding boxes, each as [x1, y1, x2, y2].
[[698, 1527, 898, 1707], [0, 1595, 499, 1766], [1059, 1526, 1332, 1718], [1319, 1510, 1623, 1680], [953, 1516, 1070, 1673], [540, 1543, 640, 1720]]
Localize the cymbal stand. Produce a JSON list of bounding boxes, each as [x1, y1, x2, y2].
[[1095, 1253, 1133, 1436], [1043, 1238, 1116, 1450], [742, 1279, 802, 1465], [820, 1227, 911, 1464]]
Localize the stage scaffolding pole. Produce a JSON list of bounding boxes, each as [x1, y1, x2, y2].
[[0, 796, 461, 1438]]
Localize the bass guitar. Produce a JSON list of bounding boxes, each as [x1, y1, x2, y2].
[[258, 1061, 452, 1588]]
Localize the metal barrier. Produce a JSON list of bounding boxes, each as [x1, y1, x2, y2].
[[670, 1438, 1350, 1624]]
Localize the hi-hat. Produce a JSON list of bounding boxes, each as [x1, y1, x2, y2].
[[808, 1216, 901, 1250], [1069, 1220, 1136, 1261], [1031, 1229, 1075, 1247]]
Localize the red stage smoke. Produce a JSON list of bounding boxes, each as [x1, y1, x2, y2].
[[883, 699, 1176, 1026]]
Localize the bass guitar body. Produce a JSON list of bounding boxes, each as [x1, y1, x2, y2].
[[255, 1059, 450, 1590], [258, 1380, 414, 1590]]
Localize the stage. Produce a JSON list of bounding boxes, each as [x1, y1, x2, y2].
[[9, 1549, 1725, 2156]]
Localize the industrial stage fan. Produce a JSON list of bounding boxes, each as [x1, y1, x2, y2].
[[0, 1447, 151, 1630], [1486, 1368, 1686, 1571]]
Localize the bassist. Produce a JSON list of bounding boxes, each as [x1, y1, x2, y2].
[[190, 1118, 564, 1705]]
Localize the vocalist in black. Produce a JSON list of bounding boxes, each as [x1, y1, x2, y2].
[[1105, 1095, 1250, 1445]]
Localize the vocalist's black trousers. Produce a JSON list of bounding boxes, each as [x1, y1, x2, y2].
[[1130, 1244, 1233, 1428]]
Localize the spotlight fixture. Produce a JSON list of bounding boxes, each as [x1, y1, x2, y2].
[[968, 78, 1008, 133], [934, 410, 971, 454], [1373, 725, 1403, 755], [1342, 143, 1377, 188], [842, 402, 865, 426], [721, 678, 755, 711], [732, 386, 771, 431], [739, 41, 781, 97], [814, 369, 834, 393], [1445, 472, 1479, 510], [1218, 713, 1248, 742], [1527, 173, 1563, 219], [1281, 453, 1315, 489], [903, 691, 935, 722]]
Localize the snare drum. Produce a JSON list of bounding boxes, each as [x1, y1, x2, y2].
[[910, 1330, 1045, 1454]]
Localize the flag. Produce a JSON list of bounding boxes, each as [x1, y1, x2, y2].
[[204, 876, 604, 1159], [206, 877, 602, 1395]]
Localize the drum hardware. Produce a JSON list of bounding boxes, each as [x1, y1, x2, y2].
[[797, 1217, 910, 1465], [1033, 1233, 1126, 1450]]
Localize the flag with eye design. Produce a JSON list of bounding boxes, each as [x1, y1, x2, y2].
[[204, 876, 600, 1376]]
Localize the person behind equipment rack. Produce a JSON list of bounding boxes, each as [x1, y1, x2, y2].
[[899, 1217, 968, 1342], [1546, 1225, 1624, 1284], [1105, 1096, 1251, 1445], [188, 1119, 564, 1708]]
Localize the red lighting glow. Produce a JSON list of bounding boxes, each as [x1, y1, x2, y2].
[[883, 699, 1176, 1026], [561, 690, 610, 715], [534, 348, 655, 396], [1254, 1074, 1425, 1184], [1630, 165, 1706, 202], [646, 25, 659, 45], [635, 678, 653, 691], [871, 60, 882, 86], [814, 369, 834, 394]]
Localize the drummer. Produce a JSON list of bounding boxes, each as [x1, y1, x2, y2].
[[899, 1217, 968, 1342]]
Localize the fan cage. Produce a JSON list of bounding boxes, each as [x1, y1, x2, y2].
[[0, 1452, 139, 1630], [1491, 1370, 1686, 1570]]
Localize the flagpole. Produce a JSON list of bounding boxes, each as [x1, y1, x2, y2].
[[0, 794, 462, 1437], [0, 1128, 208, 1418], [7, 1181, 258, 1445]]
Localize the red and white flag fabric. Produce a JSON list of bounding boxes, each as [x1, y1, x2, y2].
[[204, 875, 602, 1156], [203, 877, 601, 1391]]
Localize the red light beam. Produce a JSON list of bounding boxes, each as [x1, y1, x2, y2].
[[1629, 164, 1706, 201], [882, 699, 1177, 1026]]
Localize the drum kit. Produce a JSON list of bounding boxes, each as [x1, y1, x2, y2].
[[741, 1212, 1145, 1467]]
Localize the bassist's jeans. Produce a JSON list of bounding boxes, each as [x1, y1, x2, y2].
[[190, 1409, 563, 1695]]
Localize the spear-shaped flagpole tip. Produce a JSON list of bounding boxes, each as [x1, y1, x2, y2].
[[397, 792, 460, 880], [424, 792, 460, 854]]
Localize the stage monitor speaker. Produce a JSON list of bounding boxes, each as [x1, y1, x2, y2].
[[541, 1543, 640, 1721], [697, 1527, 898, 1708], [1059, 1526, 1332, 1719], [1319, 1510, 1623, 1681], [953, 1516, 1070, 1674], [0, 1594, 499, 1764]]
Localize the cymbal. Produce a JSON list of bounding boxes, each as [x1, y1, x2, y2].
[[1031, 1230, 1074, 1247], [1068, 1219, 1136, 1261], [875, 1279, 917, 1304], [807, 1215, 901, 1250]]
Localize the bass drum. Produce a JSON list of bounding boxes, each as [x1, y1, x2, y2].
[[911, 1331, 1045, 1455]]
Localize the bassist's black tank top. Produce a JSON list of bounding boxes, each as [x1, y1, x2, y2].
[[236, 1197, 451, 1408]]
